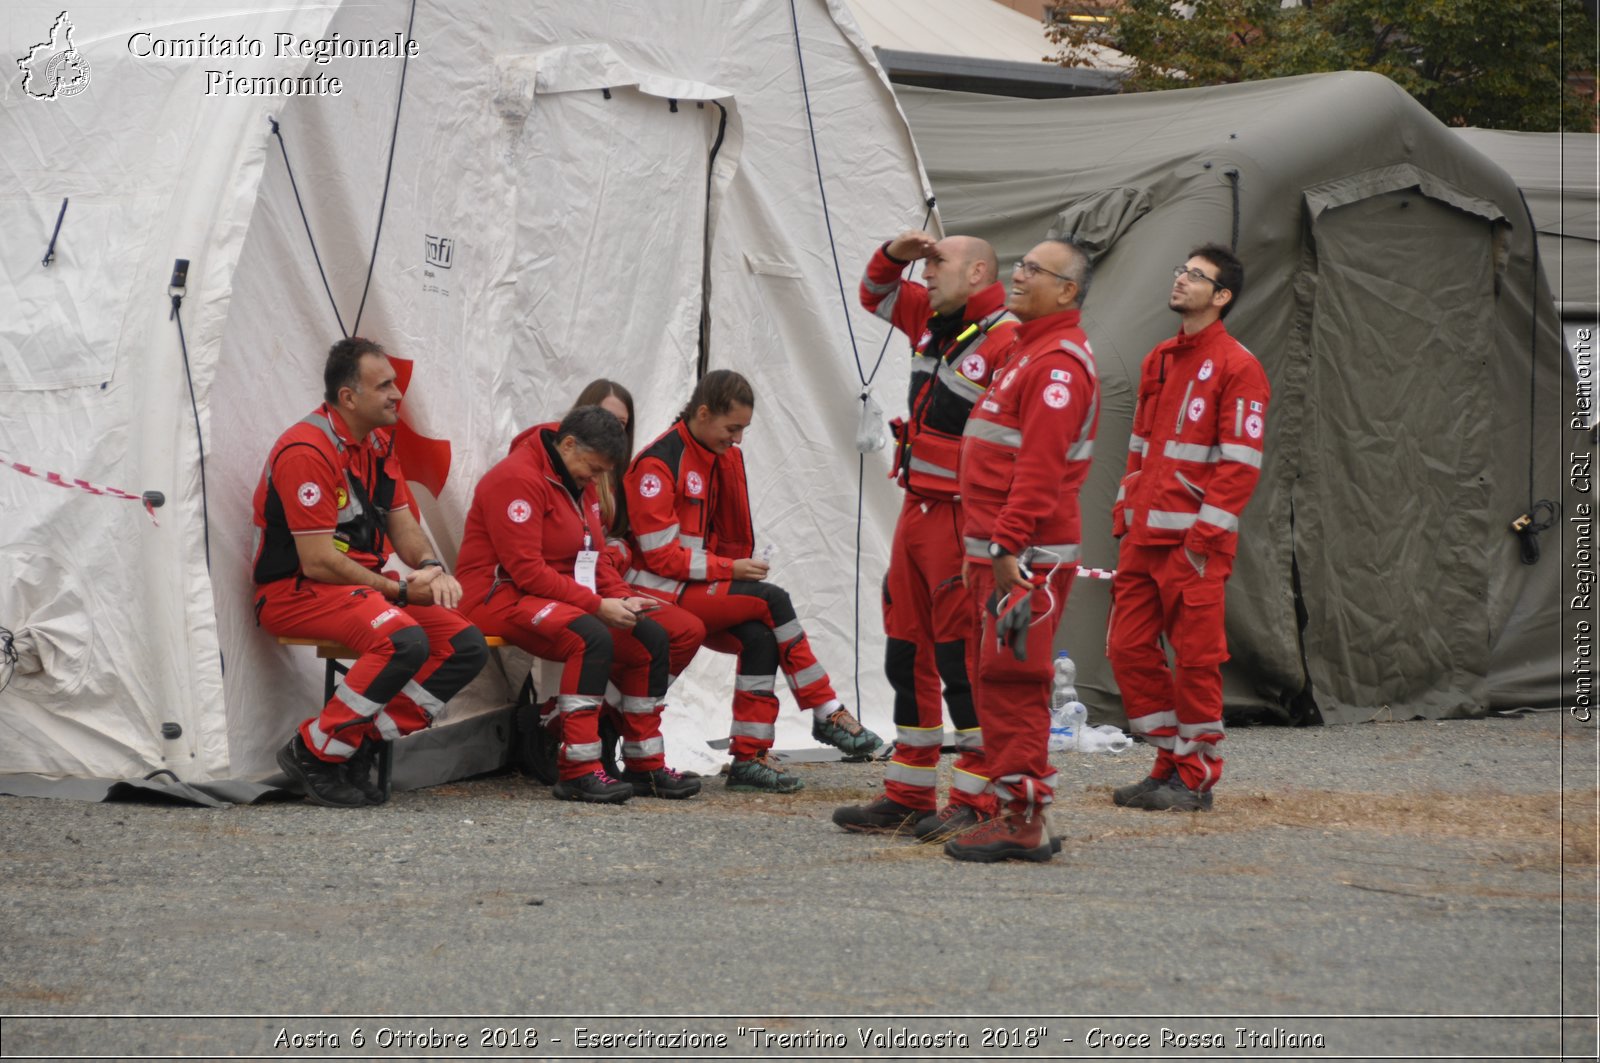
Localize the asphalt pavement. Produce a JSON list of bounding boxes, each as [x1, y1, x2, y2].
[[1, 712, 1595, 1062]]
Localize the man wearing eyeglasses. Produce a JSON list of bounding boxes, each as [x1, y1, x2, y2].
[[944, 238, 1100, 862], [1108, 244, 1270, 812], [834, 230, 1019, 838]]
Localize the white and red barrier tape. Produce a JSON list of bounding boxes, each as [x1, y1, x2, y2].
[[1075, 566, 1117, 580], [1, 455, 163, 525]]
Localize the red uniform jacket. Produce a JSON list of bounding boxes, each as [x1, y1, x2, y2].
[[623, 420, 754, 599], [251, 405, 415, 583], [859, 243, 1018, 499], [457, 423, 630, 613], [1115, 319, 1270, 557], [958, 309, 1099, 566]]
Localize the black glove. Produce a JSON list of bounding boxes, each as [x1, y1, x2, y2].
[[988, 566, 1045, 661]]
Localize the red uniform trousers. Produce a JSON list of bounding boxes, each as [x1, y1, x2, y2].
[[881, 495, 985, 812], [466, 592, 676, 779], [964, 562, 1074, 816], [1107, 541, 1231, 791], [668, 579, 837, 759], [256, 578, 487, 761]]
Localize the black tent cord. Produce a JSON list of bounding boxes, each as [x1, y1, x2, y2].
[[1510, 189, 1560, 565], [268, 117, 346, 338], [266, 0, 418, 339], [168, 291, 211, 574], [351, 0, 419, 336]]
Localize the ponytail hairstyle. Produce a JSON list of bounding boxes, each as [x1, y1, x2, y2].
[[676, 368, 755, 425], [569, 378, 636, 536]]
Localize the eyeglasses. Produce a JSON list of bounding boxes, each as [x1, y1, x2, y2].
[[1015, 259, 1073, 283], [1174, 265, 1227, 290]]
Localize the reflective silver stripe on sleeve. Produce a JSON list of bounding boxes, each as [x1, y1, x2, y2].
[[870, 287, 900, 323], [1127, 710, 1178, 735], [950, 767, 991, 796], [1059, 340, 1095, 372], [963, 418, 1022, 448], [786, 662, 827, 689], [619, 695, 658, 715], [1218, 443, 1263, 468], [687, 550, 709, 580], [861, 275, 898, 296], [951, 726, 983, 752], [334, 680, 386, 719], [562, 741, 602, 761], [679, 534, 704, 550], [556, 694, 604, 713], [773, 619, 804, 644], [1163, 441, 1221, 463], [1129, 436, 1148, 456], [1197, 503, 1240, 532], [622, 736, 666, 758], [730, 720, 776, 740], [895, 725, 945, 748], [1024, 543, 1081, 565], [636, 526, 680, 551], [1114, 483, 1126, 503], [1147, 509, 1199, 530], [884, 761, 937, 787], [736, 673, 776, 693]]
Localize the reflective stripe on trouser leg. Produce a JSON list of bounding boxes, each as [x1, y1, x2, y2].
[[1107, 541, 1179, 778], [309, 623, 430, 759], [948, 724, 988, 811], [730, 580, 838, 709], [611, 617, 671, 772], [725, 618, 781, 759], [885, 722, 942, 811], [556, 615, 614, 779]]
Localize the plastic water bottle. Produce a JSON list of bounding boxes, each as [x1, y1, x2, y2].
[[1049, 652, 1086, 752]]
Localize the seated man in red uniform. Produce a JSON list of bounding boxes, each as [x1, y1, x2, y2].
[[253, 338, 488, 807], [623, 369, 883, 793], [458, 405, 699, 802], [948, 239, 1100, 863]]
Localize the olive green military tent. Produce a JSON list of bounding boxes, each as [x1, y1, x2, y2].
[[893, 72, 1578, 724]]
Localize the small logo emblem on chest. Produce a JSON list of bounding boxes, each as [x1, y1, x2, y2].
[[1188, 398, 1207, 422], [686, 471, 704, 496], [1198, 359, 1214, 381]]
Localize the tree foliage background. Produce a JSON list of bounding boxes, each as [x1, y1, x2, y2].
[[1049, 0, 1597, 131]]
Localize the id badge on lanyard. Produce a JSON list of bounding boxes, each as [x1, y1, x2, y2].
[[574, 532, 599, 592]]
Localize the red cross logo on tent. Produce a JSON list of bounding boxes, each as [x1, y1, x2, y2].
[[507, 499, 532, 523]]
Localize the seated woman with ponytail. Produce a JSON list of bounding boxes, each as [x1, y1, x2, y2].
[[621, 369, 883, 793]]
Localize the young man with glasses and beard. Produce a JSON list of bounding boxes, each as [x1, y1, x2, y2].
[[1107, 244, 1270, 812]]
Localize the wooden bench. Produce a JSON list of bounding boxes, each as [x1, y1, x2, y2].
[[276, 635, 509, 799]]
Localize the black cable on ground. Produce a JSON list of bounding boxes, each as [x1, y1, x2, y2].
[[0, 625, 17, 695]]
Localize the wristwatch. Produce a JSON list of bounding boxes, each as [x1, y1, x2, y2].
[[418, 559, 445, 572], [395, 578, 409, 606], [987, 542, 1012, 560]]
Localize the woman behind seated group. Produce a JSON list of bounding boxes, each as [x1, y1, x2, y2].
[[621, 369, 882, 793], [456, 405, 700, 802]]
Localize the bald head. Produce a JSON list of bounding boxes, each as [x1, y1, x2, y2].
[[923, 234, 1001, 315]]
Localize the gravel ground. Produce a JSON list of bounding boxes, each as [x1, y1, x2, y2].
[[1, 712, 1595, 1062]]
